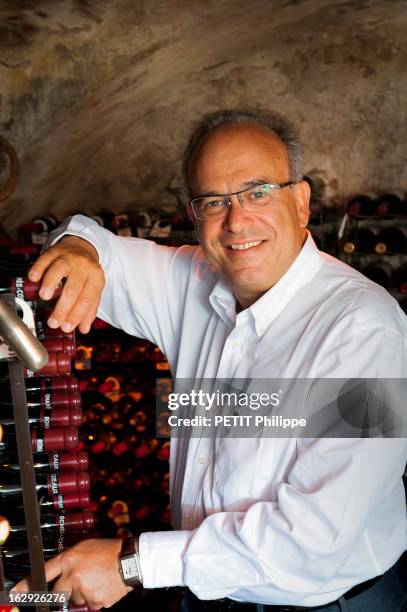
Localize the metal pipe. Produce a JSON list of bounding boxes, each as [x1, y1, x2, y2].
[[0, 299, 48, 371]]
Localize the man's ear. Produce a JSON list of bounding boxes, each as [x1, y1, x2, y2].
[[293, 180, 311, 228]]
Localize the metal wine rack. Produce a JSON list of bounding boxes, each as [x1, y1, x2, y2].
[[0, 293, 48, 612]]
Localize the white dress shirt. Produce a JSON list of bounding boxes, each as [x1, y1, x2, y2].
[[51, 215, 407, 606]]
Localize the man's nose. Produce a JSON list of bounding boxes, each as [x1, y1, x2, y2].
[[222, 195, 250, 233]]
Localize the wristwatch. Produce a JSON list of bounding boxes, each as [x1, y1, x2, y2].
[[118, 536, 143, 587]]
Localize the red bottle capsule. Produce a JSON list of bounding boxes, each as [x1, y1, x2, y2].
[[42, 337, 76, 357], [34, 352, 72, 376], [31, 426, 78, 452], [51, 490, 91, 511]]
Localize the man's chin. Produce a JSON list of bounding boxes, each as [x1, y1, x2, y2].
[[225, 270, 270, 292]]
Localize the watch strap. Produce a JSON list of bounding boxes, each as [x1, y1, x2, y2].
[[121, 535, 137, 557], [118, 536, 143, 588]]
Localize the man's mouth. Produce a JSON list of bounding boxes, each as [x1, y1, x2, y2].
[[228, 240, 263, 251]]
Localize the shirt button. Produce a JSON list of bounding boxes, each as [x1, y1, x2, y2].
[[198, 457, 205, 464], [232, 341, 240, 350], [258, 327, 265, 336]]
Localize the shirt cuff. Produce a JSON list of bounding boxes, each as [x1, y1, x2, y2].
[[139, 529, 193, 588], [44, 215, 104, 262]]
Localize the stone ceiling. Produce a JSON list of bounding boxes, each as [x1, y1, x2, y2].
[[0, 0, 406, 232]]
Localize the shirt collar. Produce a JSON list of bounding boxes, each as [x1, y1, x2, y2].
[[209, 232, 324, 334], [209, 276, 237, 325]]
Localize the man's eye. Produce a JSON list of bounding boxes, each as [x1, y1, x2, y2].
[[249, 188, 268, 200], [204, 200, 224, 209]]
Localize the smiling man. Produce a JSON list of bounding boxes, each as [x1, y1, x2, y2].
[[14, 109, 407, 612], [185, 121, 310, 309]]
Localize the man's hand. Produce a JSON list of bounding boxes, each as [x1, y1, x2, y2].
[[12, 539, 132, 609], [28, 236, 105, 334]]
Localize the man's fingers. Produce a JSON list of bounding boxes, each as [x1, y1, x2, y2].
[[49, 280, 102, 332], [46, 274, 88, 329], [38, 255, 74, 302], [78, 303, 99, 334], [44, 553, 65, 583], [11, 577, 29, 592], [52, 577, 74, 604], [28, 248, 67, 283]]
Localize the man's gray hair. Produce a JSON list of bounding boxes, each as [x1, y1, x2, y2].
[[181, 108, 304, 198]]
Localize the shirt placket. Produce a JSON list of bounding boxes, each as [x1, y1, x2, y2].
[[181, 316, 251, 529]]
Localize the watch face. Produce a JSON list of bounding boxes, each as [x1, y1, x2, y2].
[[122, 556, 139, 580]]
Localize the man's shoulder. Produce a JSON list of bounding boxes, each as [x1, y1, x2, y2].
[[314, 251, 406, 338]]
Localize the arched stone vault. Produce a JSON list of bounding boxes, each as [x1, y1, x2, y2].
[[0, 0, 406, 233]]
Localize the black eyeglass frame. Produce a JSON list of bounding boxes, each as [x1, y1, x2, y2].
[[189, 181, 298, 220]]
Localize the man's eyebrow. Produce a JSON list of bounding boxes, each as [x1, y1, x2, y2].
[[240, 178, 271, 189], [194, 178, 272, 198]]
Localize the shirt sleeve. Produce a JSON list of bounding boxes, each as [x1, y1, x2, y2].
[[138, 326, 407, 602], [46, 214, 196, 365]]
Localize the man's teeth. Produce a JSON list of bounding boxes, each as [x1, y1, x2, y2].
[[230, 240, 262, 250]]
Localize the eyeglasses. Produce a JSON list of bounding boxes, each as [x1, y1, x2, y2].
[[189, 181, 297, 220]]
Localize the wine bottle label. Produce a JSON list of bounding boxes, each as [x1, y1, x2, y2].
[[14, 277, 25, 300], [50, 473, 59, 495], [40, 407, 51, 429], [50, 452, 60, 471], [37, 320, 45, 341], [55, 494, 64, 509], [57, 513, 66, 551], [36, 434, 44, 452], [44, 392, 52, 410], [43, 378, 53, 394]]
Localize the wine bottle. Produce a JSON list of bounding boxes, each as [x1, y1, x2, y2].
[[30, 216, 59, 245], [362, 261, 393, 288], [90, 211, 115, 229], [40, 490, 91, 511], [0, 425, 78, 453], [35, 318, 75, 341], [42, 337, 76, 357], [0, 472, 90, 508], [375, 227, 407, 254], [134, 211, 152, 238], [342, 227, 380, 254], [346, 193, 378, 218], [375, 191, 405, 217], [1, 450, 89, 474], [0, 252, 32, 278], [0, 353, 73, 379], [0, 405, 81, 429], [0, 387, 81, 409], [3, 545, 67, 569], [0, 277, 61, 301], [0, 374, 79, 393], [29, 351, 72, 377], [8, 528, 88, 555], [18, 222, 46, 245], [395, 264, 407, 293], [8, 243, 39, 256], [7, 511, 95, 549], [110, 214, 132, 237]]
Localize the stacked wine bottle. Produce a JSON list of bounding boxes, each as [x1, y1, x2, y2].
[[0, 270, 95, 611], [74, 323, 171, 539], [342, 191, 407, 314]]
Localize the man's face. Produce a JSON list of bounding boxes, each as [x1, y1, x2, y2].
[[187, 123, 310, 308]]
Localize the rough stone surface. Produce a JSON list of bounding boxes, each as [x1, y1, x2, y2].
[[0, 0, 406, 232]]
